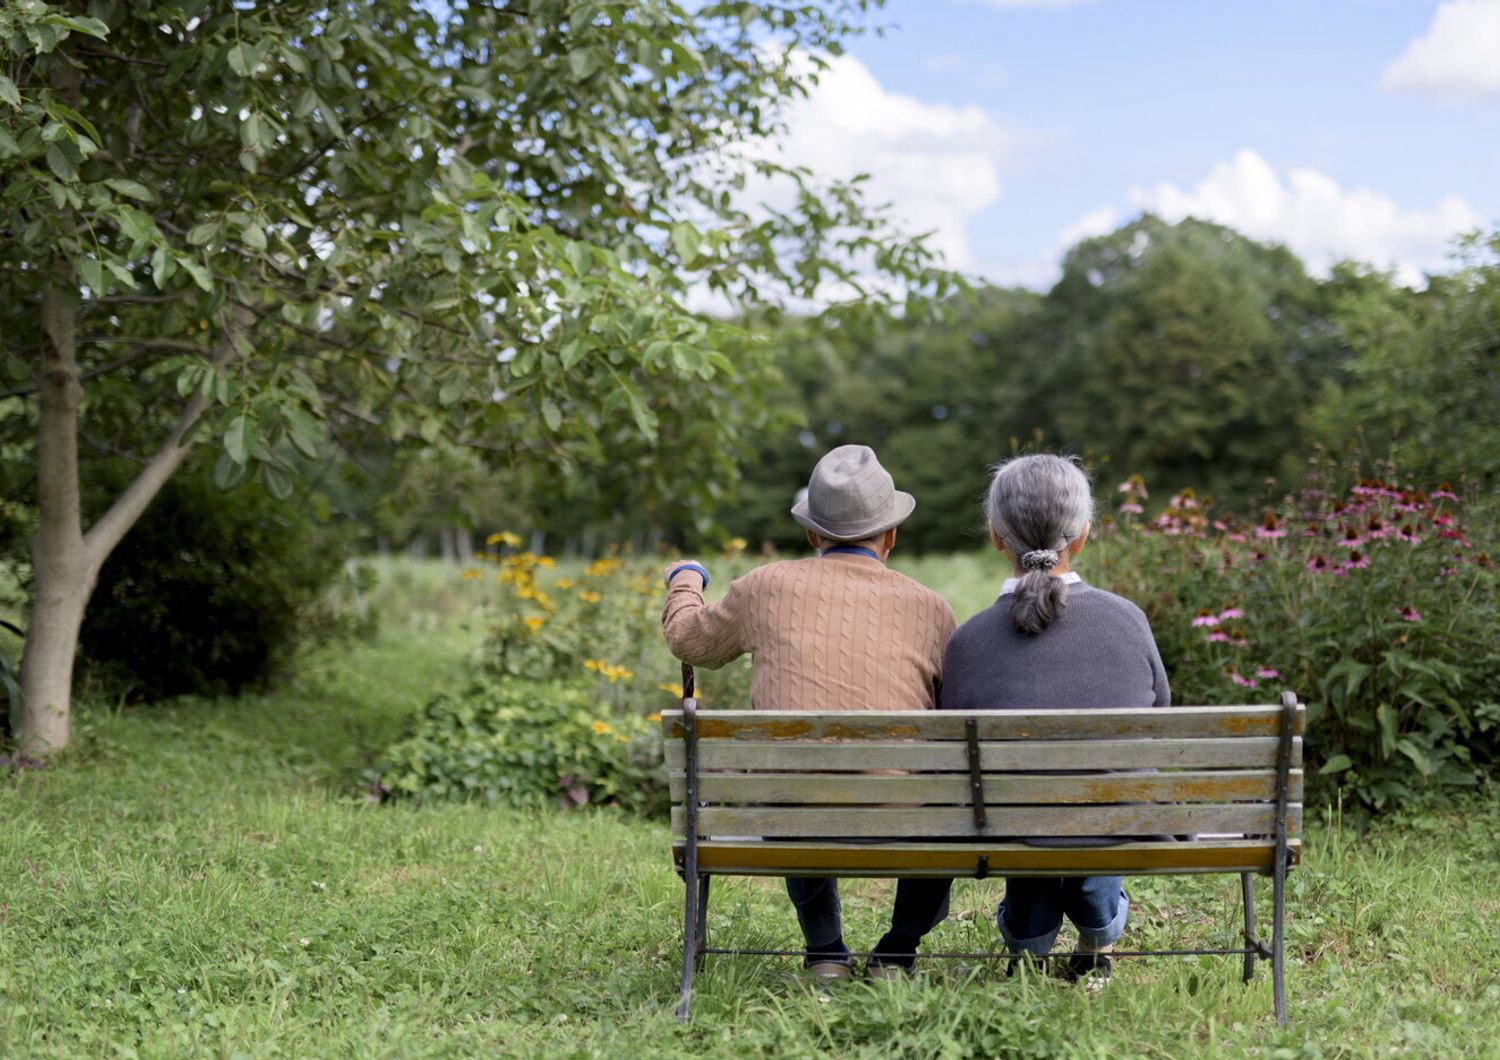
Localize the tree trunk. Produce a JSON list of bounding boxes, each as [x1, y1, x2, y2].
[[18, 303, 248, 756], [18, 286, 88, 755]]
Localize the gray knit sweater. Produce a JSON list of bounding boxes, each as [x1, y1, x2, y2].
[[939, 580, 1170, 712]]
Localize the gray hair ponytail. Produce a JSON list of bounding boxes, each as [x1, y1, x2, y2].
[[986, 454, 1094, 635]]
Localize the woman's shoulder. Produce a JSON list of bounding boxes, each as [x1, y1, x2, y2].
[[1071, 583, 1153, 630]]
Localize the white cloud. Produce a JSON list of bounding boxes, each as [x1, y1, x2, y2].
[[1126, 149, 1481, 284], [748, 53, 1018, 273], [1382, 0, 1500, 101]]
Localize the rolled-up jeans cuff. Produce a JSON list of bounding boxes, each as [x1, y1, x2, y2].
[[1076, 890, 1129, 950], [998, 912, 1061, 957]]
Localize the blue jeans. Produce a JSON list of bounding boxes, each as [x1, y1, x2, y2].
[[998, 876, 1129, 956], [786, 877, 952, 962]]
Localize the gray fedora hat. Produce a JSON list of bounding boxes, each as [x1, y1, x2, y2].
[[791, 444, 916, 541]]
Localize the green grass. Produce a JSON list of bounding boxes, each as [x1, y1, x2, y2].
[[3, 573, 1500, 1057]]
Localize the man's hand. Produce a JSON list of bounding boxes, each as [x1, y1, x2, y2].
[[664, 560, 709, 590]]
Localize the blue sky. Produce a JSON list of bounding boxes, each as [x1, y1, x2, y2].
[[773, 0, 1500, 287]]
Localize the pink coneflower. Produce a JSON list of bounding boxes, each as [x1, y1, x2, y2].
[[1437, 529, 1471, 547], [1431, 483, 1459, 502], [1306, 555, 1332, 573], [1118, 501, 1144, 515], [1344, 550, 1371, 571], [1337, 525, 1364, 547], [1213, 519, 1229, 532], [1206, 630, 1231, 643], [1365, 518, 1391, 541], [1351, 479, 1383, 497], [1395, 524, 1421, 545], [1432, 512, 1455, 527], [1218, 606, 1244, 621], [1255, 667, 1281, 680], [1476, 553, 1492, 569], [1227, 670, 1258, 688], [1192, 610, 1220, 628], [1393, 493, 1422, 513], [1396, 606, 1423, 623], [1250, 549, 1268, 564], [1227, 628, 1249, 647], [1255, 512, 1287, 539], [1227, 531, 1248, 543], [1440, 565, 1461, 577]]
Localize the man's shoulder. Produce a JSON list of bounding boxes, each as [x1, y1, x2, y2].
[[885, 569, 955, 617]]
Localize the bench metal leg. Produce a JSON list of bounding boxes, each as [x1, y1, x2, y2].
[[1272, 852, 1288, 1026], [677, 871, 701, 1022], [1240, 872, 1257, 983], [695, 875, 711, 970]]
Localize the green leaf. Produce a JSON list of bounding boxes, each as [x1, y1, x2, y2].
[[104, 178, 156, 203], [1318, 754, 1353, 775], [76, 257, 103, 292], [224, 413, 258, 465], [262, 465, 292, 500], [1377, 703, 1398, 757], [541, 398, 562, 432], [242, 222, 267, 251], [186, 222, 220, 246], [227, 43, 256, 77], [567, 49, 600, 80], [212, 451, 248, 490], [0, 76, 20, 109], [179, 258, 213, 292], [44, 142, 77, 182], [670, 222, 701, 263]]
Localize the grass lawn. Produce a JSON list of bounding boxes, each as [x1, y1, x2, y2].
[[3, 610, 1500, 1057]]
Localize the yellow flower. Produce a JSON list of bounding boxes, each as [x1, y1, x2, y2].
[[578, 590, 602, 604], [536, 556, 555, 569], [657, 683, 684, 698], [584, 558, 622, 577], [647, 711, 662, 723], [723, 536, 748, 556], [556, 577, 576, 590], [583, 659, 601, 672], [523, 616, 545, 632], [461, 568, 482, 580], [592, 720, 612, 735], [616, 734, 629, 743]]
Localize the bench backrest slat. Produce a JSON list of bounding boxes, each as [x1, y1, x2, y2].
[[665, 706, 1303, 743], [668, 768, 1304, 806], [665, 736, 1301, 772], [669, 802, 1302, 838]]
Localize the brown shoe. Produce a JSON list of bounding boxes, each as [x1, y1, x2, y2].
[[866, 960, 914, 981], [804, 960, 853, 981]]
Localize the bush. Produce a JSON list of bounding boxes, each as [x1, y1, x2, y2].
[[476, 541, 754, 712], [1093, 465, 1498, 814], [366, 677, 668, 815], [79, 470, 372, 700]]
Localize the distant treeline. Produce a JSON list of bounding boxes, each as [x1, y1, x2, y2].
[[724, 215, 1500, 553]]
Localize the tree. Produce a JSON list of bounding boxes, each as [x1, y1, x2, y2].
[[1308, 235, 1500, 490], [0, 0, 953, 754]]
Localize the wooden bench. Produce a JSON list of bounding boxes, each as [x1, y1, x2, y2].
[[662, 672, 1303, 1024]]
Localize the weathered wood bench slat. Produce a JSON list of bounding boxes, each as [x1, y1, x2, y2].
[[678, 838, 1302, 877], [664, 706, 1305, 742], [668, 769, 1304, 805], [666, 736, 1303, 771], [671, 802, 1302, 838]]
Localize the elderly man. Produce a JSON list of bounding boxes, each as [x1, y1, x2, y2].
[[662, 444, 956, 979]]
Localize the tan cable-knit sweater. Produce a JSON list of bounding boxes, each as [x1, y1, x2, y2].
[[662, 553, 956, 711]]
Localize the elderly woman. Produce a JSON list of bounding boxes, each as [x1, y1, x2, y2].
[[940, 454, 1170, 983]]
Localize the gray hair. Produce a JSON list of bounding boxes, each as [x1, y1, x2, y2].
[[985, 454, 1094, 635]]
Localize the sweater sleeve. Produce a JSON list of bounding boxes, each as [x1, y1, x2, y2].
[[661, 571, 751, 670], [928, 599, 958, 709]]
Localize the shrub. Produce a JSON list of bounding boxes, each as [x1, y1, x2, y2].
[[1093, 466, 1498, 814], [476, 541, 754, 712], [366, 678, 668, 815], [79, 470, 371, 700]]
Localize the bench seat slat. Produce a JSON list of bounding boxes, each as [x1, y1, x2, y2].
[[666, 737, 1301, 772], [673, 838, 1301, 877], [664, 706, 1304, 742], [671, 803, 1301, 838], [668, 769, 1302, 805]]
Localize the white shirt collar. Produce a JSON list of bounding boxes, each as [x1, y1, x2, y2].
[[999, 571, 1082, 596]]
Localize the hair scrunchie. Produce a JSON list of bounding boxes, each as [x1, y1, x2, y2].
[[1020, 548, 1060, 572]]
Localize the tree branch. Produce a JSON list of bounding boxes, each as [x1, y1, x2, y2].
[[82, 306, 253, 570]]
